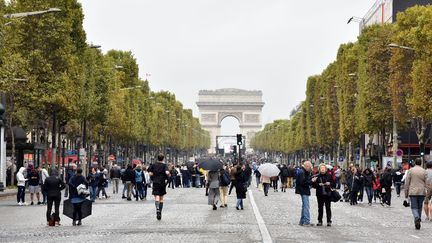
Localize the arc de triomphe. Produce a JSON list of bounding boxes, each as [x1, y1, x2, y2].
[[196, 89, 264, 154]]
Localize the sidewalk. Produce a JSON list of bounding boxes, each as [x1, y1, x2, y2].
[[0, 188, 17, 198]]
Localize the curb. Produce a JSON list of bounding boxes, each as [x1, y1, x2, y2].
[[0, 192, 16, 198]]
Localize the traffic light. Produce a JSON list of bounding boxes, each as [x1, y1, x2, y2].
[[232, 145, 237, 155], [236, 134, 242, 145]]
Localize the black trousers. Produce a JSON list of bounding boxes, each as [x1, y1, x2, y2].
[[229, 180, 236, 194], [317, 196, 332, 223], [46, 196, 61, 221], [73, 202, 83, 221], [383, 187, 392, 206]]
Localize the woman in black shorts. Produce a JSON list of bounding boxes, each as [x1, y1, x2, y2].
[[148, 154, 170, 220]]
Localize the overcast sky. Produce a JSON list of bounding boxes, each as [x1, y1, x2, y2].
[[79, 0, 375, 135]]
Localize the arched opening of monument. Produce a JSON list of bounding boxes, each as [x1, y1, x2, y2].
[[218, 116, 241, 154], [220, 116, 240, 136]]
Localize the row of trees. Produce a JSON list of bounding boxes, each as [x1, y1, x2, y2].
[[0, 0, 210, 170], [251, 6, 432, 167]]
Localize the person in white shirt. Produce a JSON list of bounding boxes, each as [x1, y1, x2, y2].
[[16, 167, 28, 206]]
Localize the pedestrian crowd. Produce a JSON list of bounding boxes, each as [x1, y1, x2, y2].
[[11, 155, 432, 231]]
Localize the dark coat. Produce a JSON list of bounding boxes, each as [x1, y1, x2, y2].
[[312, 172, 334, 197], [68, 175, 88, 199], [235, 167, 247, 199], [295, 167, 311, 196], [363, 173, 375, 187], [380, 171, 393, 188], [351, 172, 363, 192], [123, 167, 135, 182], [280, 167, 289, 179], [87, 172, 98, 187], [110, 167, 121, 179], [43, 176, 66, 197]]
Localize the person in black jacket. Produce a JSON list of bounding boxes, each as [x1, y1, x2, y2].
[[312, 164, 334, 226], [380, 167, 393, 206], [43, 170, 66, 225], [123, 165, 136, 201], [296, 161, 313, 226], [235, 164, 248, 210], [280, 165, 289, 192], [350, 167, 362, 206], [363, 168, 375, 205]]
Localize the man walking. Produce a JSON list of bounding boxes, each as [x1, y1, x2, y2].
[[110, 164, 121, 194], [43, 170, 65, 226], [296, 161, 314, 226], [405, 158, 427, 230]]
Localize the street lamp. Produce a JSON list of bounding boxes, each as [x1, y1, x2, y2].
[[388, 43, 416, 167], [388, 43, 415, 51], [60, 128, 67, 179], [0, 103, 5, 190], [3, 8, 61, 19]]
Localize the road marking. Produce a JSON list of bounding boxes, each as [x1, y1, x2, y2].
[[248, 190, 273, 243], [410, 235, 420, 239]]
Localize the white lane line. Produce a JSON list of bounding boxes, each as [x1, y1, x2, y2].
[[410, 235, 420, 239], [248, 190, 273, 243]]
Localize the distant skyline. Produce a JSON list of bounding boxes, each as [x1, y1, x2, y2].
[[80, 0, 375, 134]]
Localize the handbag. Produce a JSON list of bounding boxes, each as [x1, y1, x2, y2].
[[330, 189, 342, 202]]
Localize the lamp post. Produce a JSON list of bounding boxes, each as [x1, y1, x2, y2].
[[0, 103, 5, 190], [388, 43, 415, 168], [3, 8, 61, 19], [1, 8, 62, 186], [61, 129, 66, 180]]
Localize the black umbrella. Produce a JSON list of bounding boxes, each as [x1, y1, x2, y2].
[[199, 159, 223, 171], [63, 199, 92, 220]]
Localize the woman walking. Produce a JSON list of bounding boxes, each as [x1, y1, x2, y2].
[[148, 154, 170, 220], [207, 170, 220, 210], [69, 168, 88, 226], [261, 175, 271, 196], [235, 164, 247, 210], [134, 165, 145, 201], [312, 164, 334, 226]]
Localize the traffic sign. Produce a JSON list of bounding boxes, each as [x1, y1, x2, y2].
[[396, 149, 403, 157]]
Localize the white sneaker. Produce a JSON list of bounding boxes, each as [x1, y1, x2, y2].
[[18, 202, 22, 206]]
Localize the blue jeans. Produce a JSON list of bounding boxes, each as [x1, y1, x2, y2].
[[395, 182, 402, 196], [236, 199, 244, 208], [17, 186, 25, 203], [300, 195, 310, 225], [89, 185, 97, 201], [135, 183, 144, 200], [410, 196, 425, 221], [365, 186, 373, 204], [195, 176, 201, 188]]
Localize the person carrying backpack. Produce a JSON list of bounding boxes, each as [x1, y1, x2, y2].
[[134, 165, 146, 201], [219, 166, 231, 208]]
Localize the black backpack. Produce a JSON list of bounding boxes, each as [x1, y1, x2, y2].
[[221, 171, 231, 186]]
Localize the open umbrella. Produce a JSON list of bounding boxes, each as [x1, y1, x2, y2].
[[198, 159, 223, 171], [63, 199, 92, 220], [258, 163, 280, 177]]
